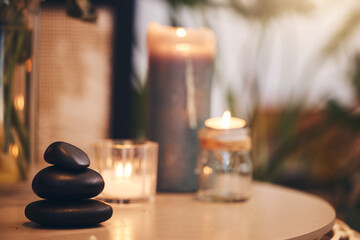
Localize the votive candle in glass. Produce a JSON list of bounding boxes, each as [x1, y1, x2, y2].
[[93, 139, 158, 203]]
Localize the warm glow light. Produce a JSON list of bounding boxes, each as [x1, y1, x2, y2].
[[176, 28, 187, 38], [203, 166, 213, 175], [14, 95, 25, 111], [26, 59, 32, 72], [116, 163, 123, 177], [115, 163, 132, 178], [124, 163, 132, 178], [205, 110, 246, 129], [9, 144, 19, 158], [176, 43, 190, 52], [220, 111, 231, 129]]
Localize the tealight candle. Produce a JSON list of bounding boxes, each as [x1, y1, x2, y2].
[[205, 111, 246, 130], [196, 111, 252, 202], [93, 140, 158, 203], [199, 111, 251, 152], [101, 163, 152, 199]]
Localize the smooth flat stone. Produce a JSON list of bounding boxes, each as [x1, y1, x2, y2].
[[25, 199, 113, 227], [32, 166, 104, 200], [44, 141, 90, 171]]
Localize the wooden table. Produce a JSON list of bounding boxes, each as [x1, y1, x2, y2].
[[0, 182, 335, 240]]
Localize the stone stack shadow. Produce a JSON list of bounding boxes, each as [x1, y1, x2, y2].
[[25, 141, 113, 227]]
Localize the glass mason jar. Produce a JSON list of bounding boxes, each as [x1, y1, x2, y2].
[[196, 127, 252, 202], [0, 2, 40, 183]]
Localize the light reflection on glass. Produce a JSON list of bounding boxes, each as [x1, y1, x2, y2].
[[176, 28, 187, 38], [9, 144, 19, 158], [14, 95, 25, 111]]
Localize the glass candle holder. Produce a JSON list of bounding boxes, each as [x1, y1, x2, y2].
[[196, 127, 252, 202], [93, 139, 158, 203]]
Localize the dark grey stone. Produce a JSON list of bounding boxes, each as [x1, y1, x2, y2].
[[32, 166, 104, 200], [44, 141, 90, 171], [25, 199, 113, 227]]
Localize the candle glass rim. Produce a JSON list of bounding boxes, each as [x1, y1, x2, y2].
[[92, 139, 158, 149], [200, 126, 250, 134]]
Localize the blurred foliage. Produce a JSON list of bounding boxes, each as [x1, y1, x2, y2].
[[165, 0, 206, 8], [322, 7, 360, 58], [251, 85, 360, 231], [0, 0, 41, 182], [0, 0, 40, 24], [131, 73, 147, 139], [250, 44, 360, 232], [65, 0, 97, 22], [0, 0, 96, 183], [164, 0, 314, 22]]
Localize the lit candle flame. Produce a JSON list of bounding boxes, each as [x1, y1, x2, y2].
[[116, 163, 123, 177], [176, 28, 187, 38], [205, 110, 246, 129], [220, 111, 231, 129], [116, 163, 132, 178]]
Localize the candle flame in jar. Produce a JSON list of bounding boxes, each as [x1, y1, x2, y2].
[[124, 163, 132, 177], [116, 163, 132, 178], [220, 111, 231, 129], [205, 110, 246, 129], [176, 28, 187, 38], [203, 166, 213, 175]]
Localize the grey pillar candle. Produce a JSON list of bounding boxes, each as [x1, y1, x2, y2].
[[146, 23, 216, 192]]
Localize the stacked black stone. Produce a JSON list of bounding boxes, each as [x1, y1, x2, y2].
[[25, 141, 113, 227]]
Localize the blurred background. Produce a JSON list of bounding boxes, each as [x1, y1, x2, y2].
[[1, 0, 360, 232], [132, 0, 360, 230]]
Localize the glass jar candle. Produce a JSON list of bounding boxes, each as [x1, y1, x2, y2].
[[196, 112, 252, 202], [93, 139, 159, 203]]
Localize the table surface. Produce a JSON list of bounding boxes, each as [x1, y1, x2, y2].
[[0, 181, 335, 240]]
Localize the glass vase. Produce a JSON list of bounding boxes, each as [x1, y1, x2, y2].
[[0, 1, 39, 183]]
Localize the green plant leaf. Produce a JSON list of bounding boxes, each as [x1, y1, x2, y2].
[[165, 0, 205, 8], [66, 0, 97, 22]]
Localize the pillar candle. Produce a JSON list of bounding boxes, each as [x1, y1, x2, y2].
[[147, 23, 216, 192]]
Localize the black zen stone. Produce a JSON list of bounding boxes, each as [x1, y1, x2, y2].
[[25, 199, 113, 227], [44, 141, 90, 171], [32, 166, 104, 200]]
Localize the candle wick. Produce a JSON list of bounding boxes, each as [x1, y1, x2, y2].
[[185, 59, 197, 129]]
